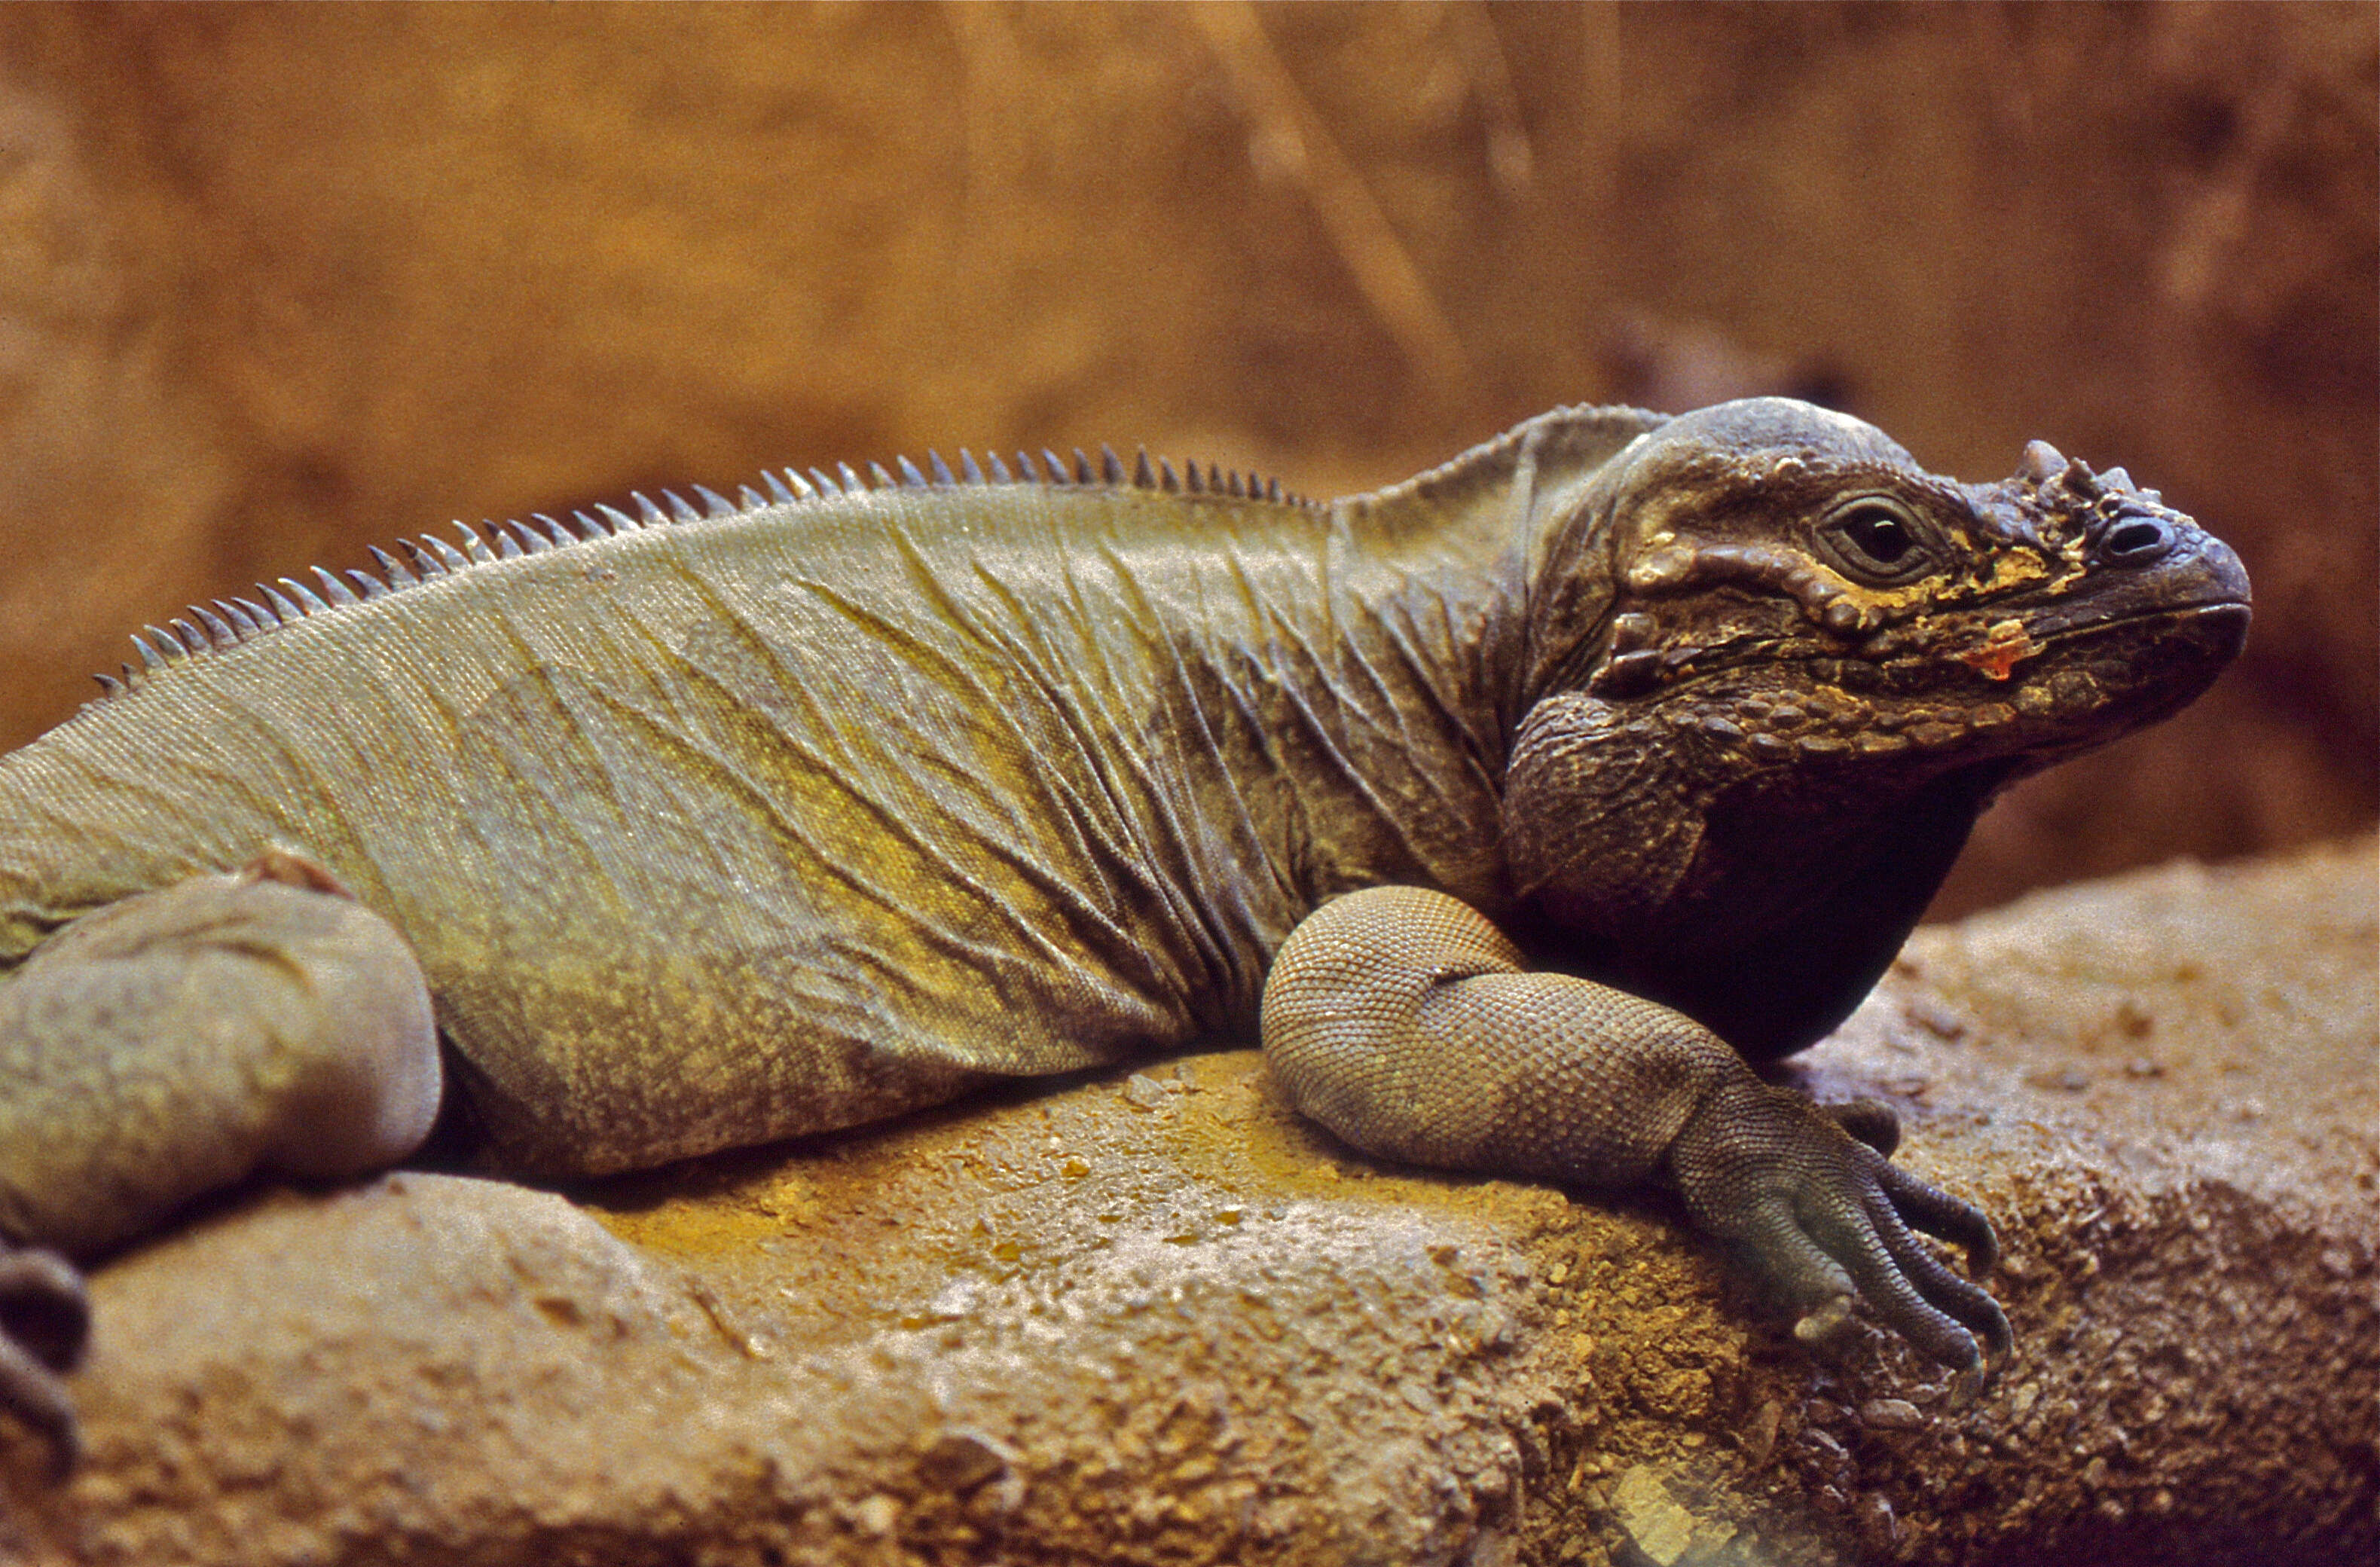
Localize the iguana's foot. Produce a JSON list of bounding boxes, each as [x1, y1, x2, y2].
[[0, 1241, 87, 1479], [0, 845, 444, 1257], [0, 847, 442, 1475], [1671, 1075, 2011, 1374]]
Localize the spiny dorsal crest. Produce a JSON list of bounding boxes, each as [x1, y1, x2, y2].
[[92, 442, 1306, 698], [1338, 404, 1667, 538]]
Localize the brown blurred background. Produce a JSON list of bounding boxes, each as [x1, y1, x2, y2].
[[0, 2, 2369, 916]]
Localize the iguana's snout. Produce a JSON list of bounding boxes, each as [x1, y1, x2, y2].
[[1948, 442, 2250, 750], [1989, 439, 2250, 634]]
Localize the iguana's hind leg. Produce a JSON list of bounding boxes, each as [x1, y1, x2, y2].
[[0, 848, 440, 1474], [1261, 884, 2010, 1375]]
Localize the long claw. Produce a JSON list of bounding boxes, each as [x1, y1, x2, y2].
[[0, 1248, 90, 1374], [0, 1328, 78, 1481], [1874, 1157, 2000, 1277], [0, 1245, 89, 1480], [1945, 1357, 1990, 1409]]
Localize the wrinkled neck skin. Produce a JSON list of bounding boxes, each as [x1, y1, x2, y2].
[[1161, 522, 1533, 948]]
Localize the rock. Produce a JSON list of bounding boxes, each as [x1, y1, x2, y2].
[[916, 1428, 1018, 1495], [1856, 1398, 1923, 1433], [1609, 1465, 1696, 1565], [1121, 1072, 1172, 1111], [0, 838, 2371, 1564]]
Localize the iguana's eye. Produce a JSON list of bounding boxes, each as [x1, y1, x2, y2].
[[1819, 497, 1935, 584]]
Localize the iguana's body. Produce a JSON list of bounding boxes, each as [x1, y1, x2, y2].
[[0, 427, 1554, 1178], [0, 400, 2248, 1474]]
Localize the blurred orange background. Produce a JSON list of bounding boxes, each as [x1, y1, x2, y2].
[[0, 2, 2369, 915]]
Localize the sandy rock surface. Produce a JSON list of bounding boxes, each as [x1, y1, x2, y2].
[[0, 837, 2370, 1566]]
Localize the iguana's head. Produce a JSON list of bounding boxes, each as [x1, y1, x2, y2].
[[1505, 396, 2250, 927]]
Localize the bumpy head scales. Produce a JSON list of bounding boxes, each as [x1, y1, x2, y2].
[[1504, 397, 2250, 928], [1987, 435, 2195, 571], [1524, 397, 2247, 717]]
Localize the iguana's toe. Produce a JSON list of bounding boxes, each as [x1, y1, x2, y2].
[[0, 1243, 87, 1479], [1871, 1153, 2000, 1281], [1824, 1096, 1900, 1156], [1672, 1077, 2012, 1373], [1818, 1162, 2012, 1369]]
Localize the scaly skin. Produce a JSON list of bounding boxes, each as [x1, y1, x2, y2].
[[0, 400, 2248, 1475]]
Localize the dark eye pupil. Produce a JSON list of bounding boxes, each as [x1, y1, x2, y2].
[[1847, 510, 1911, 563]]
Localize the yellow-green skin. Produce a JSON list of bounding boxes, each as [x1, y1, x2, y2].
[[0, 399, 2252, 1461], [0, 429, 1576, 1177]]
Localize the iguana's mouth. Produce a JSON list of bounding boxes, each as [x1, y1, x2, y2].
[[1985, 600, 2250, 699], [1591, 598, 2251, 771], [1610, 597, 2250, 708], [1866, 597, 2250, 693], [2020, 594, 2250, 651]]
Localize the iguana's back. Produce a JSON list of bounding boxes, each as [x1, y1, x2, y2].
[[0, 466, 1515, 1172]]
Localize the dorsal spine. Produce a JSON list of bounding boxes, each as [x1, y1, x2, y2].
[[89, 443, 1309, 699]]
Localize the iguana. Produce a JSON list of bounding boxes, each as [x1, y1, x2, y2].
[[0, 398, 2248, 1476]]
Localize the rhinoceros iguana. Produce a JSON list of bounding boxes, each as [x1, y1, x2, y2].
[[0, 398, 2250, 1473]]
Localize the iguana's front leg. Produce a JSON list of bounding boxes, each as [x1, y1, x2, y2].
[[1261, 885, 2010, 1371], [0, 848, 441, 1474]]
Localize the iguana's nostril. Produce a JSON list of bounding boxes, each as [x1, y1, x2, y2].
[[2102, 518, 2171, 563]]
